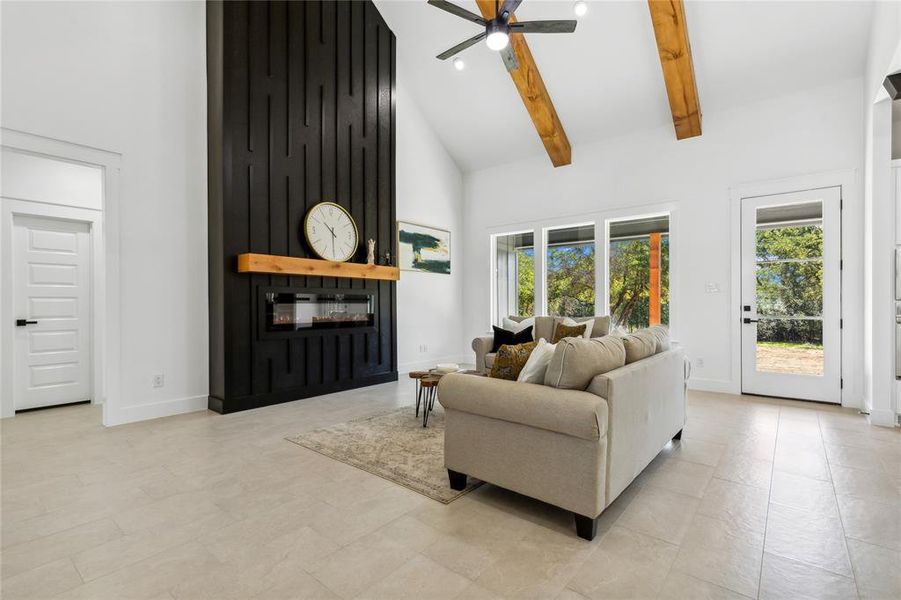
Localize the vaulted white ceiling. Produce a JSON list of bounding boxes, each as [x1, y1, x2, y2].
[[374, 0, 874, 172]]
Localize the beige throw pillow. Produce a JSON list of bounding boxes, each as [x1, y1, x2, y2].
[[617, 331, 657, 363], [588, 315, 611, 338], [544, 336, 626, 390]]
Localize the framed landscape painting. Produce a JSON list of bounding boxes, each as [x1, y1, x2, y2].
[[397, 221, 451, 274]]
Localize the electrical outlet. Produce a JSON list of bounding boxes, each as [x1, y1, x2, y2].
[[695, 357, 704, 369], [152, 374, 165, 388]]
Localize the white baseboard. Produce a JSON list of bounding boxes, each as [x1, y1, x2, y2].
[[868, 408, 899, 428], [103, 394, 208, 427], [687, 377, 739, 394], [399, 354, 471, 375], [688, 377, 741, 395]]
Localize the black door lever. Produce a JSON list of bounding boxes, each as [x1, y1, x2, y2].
[[743, 318, 759, 324], [16, 319, 38, 326]]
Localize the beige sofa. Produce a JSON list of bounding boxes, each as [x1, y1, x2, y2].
[[438, 343, 686, 540], [473, 315, 611, 373]]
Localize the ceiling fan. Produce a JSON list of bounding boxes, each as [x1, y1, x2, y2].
[[428, 0, 577, 72]]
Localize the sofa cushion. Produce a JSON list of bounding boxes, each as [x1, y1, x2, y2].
[[647, 325, 671, 352], [618, 331, 657, 363], [544, 336, 626, 390], [490, 341, 538, 380], [551, 322, 588, 344], [491, 325, 533, 353], [485, 352, 497, 368]]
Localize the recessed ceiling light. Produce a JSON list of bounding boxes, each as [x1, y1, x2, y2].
[[573, 1, 588, 18], [453, 56, 465, 71]]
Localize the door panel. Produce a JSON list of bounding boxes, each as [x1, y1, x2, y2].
[[741, 188, 841, 403], [13, 216, 91, 410]]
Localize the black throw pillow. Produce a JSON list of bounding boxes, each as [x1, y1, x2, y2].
[[491, 325, 533, 353]]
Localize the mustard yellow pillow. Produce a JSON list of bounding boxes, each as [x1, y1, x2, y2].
[[489, 341, 538, 380], [551, 322, 587, 344]]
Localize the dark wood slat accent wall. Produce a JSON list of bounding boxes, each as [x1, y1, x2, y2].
[[207, 0, 397, 414]]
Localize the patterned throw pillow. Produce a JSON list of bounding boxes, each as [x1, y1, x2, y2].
[[489, 341, 538, 380], [551, 322, 587, 344]]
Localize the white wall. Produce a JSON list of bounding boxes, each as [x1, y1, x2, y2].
[[1, 1, 209, 424], [862, 1, 901, 425], [462, 78, 865, 401], [1, 1, 466, 425], [395, 73, 467, 372]]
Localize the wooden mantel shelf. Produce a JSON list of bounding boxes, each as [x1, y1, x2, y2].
[[237, 253, 400, 281]]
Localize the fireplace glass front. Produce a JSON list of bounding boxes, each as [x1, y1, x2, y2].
[[264, 291, 374, 332]]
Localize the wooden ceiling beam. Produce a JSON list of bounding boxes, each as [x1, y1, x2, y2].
[[648, 0, 702, 139], [475, 0, 572, 167]]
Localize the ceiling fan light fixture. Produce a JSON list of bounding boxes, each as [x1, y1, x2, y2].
[[453, 56, 465, 70], [485, 20, 509, 51], [486, 30, 509, 51], [573, 0, 588, 17]]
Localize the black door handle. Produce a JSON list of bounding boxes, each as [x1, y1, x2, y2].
[[743, 318, 759, 324], [16, 319, 38, 326]]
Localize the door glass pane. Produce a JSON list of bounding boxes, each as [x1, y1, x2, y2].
[[608, 215, 670, 331], [495, 232, 533, 323], [754, 201, 824, 375], [546, 224, 595, 318], [756, 319, 824, 376]]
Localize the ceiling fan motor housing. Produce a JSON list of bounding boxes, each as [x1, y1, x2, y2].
[[487, 17, 510, 38]]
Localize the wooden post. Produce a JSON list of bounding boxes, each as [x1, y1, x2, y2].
[[649, 233, 662, 326]]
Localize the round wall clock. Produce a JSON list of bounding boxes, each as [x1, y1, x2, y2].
[[303, 202, 359, 262]]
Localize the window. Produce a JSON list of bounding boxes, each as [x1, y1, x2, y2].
[[494, 231, 534, 323], [546, 224, 595, 318], [608, 215, 669, 332]]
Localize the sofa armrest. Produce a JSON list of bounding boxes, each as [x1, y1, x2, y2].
[[438, 373, 607, 441], [586, 348, 687, 503], [472, 335, 494, 373]]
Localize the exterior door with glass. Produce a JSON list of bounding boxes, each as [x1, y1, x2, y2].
[[740, 188, 841, 403]]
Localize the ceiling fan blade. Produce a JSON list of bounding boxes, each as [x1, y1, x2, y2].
[[436, 32, 487, 60], [499, 0, 524, 19], [510, 20, 578, 34], [499, 45, 520, 72], [427, 0, 486, 25]]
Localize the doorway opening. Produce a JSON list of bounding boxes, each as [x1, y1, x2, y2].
[[1, 128, 121, 425]]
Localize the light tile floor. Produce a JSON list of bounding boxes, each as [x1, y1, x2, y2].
[[1, 384, 899, 599]]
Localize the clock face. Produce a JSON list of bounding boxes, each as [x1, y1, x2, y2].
[[304, 202, 359, 262]]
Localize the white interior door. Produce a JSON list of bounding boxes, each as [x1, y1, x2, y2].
[[740, 188, 841, 403], [13, 216, 92, 410]]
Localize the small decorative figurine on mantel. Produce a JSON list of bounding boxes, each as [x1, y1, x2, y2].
[[366, 239, 376, 265]]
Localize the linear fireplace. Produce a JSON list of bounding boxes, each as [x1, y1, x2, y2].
[[263, 289, 375, 335]]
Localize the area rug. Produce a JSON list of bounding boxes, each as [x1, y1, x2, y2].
[[286, 405, 482, 503]]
